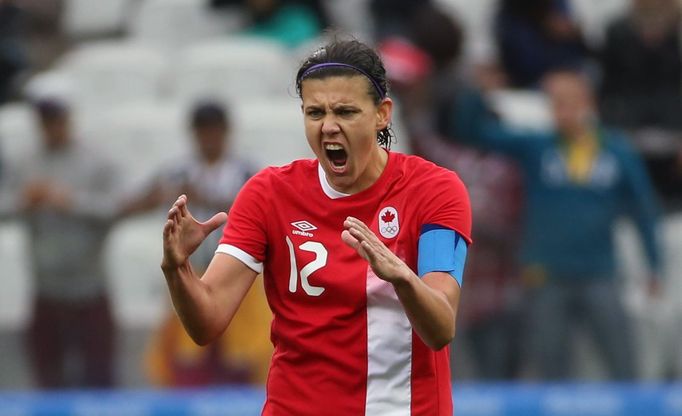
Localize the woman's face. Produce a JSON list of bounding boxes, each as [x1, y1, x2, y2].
[[301, 75, 392, 194], [193, 123, 227, 163], [543, 72, 594, 135]]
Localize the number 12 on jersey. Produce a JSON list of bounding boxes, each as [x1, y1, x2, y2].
[[286, 236, 327, 296]]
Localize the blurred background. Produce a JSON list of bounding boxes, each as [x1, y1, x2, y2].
[[0, 0, 681, 415]]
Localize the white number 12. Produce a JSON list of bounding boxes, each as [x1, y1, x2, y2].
[[286, 236, 327, 296]]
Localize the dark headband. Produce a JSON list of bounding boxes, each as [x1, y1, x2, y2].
[[299, 63, 387, 99]]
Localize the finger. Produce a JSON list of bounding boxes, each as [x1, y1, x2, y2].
[[175, 195, 189, 218], [346, 216, 372, 232], [348, 224, 379, 248], [360, 240, 379, 263], [342, 230, 370, 261], [345, 216, 366, 231], [347, 225, 367, 243], [202, 212, 228, 233], [341, 229, 360, 250], [162, 219, 174, 239], [346, 217, 379, 242], [344, 216, 362, 228], [167, 206, 179, 221]]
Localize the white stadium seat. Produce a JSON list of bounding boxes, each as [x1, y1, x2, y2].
[[55, 41, 168, 112], [80, 102, 189, 192], [231, 97, 311, 168], [105, 214, 169, 329], [62, 0, 133, 38], [570, 0, 629, 47], [487, 89, 554, 131], [172, 37, 294, 105], [434, 0, 498, 62], [128, 0, 245, 49], [616, 213, 682, 379], [0, 222, 32, 330]]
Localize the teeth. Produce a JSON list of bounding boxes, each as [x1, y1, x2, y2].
[[325, 143, 344, 151]]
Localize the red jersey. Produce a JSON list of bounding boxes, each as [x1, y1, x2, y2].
[[219, 151, 471, 415]]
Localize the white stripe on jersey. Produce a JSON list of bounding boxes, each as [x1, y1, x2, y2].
[[216, 243, 264, 273], [365, 266, 412, 415]]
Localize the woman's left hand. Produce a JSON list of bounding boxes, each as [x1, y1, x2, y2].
[[341, 216, 411, 285]]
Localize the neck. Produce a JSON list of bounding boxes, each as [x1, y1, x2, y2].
[[359, 146, 388, 192], [200, 150, 224, 165], [561, 124, 593, 141], [46, 139, 70, 152]]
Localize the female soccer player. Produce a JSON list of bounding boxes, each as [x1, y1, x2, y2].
[[161, 38, 471, 415]]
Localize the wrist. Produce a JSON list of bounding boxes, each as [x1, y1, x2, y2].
[[391, 268, 417, 290], [161, 260, 192, 276]]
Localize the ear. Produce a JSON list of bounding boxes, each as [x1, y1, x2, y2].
[[376, 97, 393, 131]]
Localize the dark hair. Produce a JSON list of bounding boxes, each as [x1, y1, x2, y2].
[[190, 101, 229, 128], [296, 39, 394, 149]]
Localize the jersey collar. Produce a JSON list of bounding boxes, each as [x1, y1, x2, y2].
[[318, 163, 351, 199]]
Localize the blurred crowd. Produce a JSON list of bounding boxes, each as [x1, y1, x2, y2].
[[0, 0, 681, 390]]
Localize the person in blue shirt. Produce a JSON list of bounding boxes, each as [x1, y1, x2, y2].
[[451, 70, 662, 379]]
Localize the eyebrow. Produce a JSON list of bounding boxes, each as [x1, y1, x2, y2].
[[303, 102, 361, 110]]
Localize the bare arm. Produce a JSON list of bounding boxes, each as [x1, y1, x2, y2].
[[342, 217, 460, 350], [161, 195, 258, 345]]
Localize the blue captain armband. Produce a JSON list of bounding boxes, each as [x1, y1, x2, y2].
[[417, 224, 468, 287]]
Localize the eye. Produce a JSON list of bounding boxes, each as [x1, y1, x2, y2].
[[306, 108, 324, 119], [336, 108, 358, 117]]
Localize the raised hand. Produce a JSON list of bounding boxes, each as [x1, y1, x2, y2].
[[341, 216, 411, 284], [161, 195, 227, 270]]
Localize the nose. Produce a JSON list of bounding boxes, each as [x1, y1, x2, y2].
[[321, 115, 340, 136]]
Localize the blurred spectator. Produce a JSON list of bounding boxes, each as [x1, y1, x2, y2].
[[0, 95, 120, 388], [121, 101, 271, 386], [599, 0, 682, 209], [0, 0, 28, 102], [210, 0, 323, 48], [495, 0, 587, 88], [599, 0, 682, 131], [121, 101, 254, 268], [370, 0, 431, 41], [378, 4, 463, 139], [451, 70, 663, 380], [18, 0, 65, 71]]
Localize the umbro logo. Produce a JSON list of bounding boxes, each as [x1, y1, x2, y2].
[[291, 220, 317, 237]]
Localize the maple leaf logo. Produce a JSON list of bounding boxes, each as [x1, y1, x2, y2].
[[381, 210, 395, 223]]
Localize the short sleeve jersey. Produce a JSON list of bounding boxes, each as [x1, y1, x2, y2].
[[219, 151, 472, 416]]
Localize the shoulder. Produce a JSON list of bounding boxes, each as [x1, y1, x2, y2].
[[394, 153, 472, 241], [395, 152, 468, 193], [253, 158, 317, 178], [244, 158, 317, 188]]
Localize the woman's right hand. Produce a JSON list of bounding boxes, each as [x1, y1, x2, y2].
[[161, 195, 227, 271]]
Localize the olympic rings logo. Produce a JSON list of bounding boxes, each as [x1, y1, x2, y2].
[[381, 225, 398, 234]]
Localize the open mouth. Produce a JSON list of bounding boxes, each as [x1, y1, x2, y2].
[[325, 143, 348, 172]]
